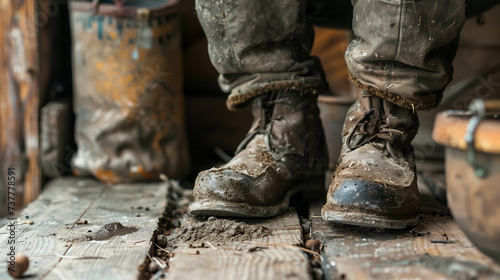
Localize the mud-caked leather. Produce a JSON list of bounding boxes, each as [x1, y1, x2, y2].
[[191, 92, 327, 217], [322, 91, 421, 229]]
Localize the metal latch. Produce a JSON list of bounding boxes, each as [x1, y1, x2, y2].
[[464, 99, 500, 178]]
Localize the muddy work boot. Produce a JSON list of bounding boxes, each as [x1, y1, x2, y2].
[[322, 91, 421, 229], [190, 92, 327, 217]]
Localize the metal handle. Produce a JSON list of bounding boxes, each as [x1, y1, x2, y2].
[[464, 99, 500, 178]]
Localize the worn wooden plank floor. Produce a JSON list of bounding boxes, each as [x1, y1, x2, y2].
[[310, 176, 500, 280], [166, 209, 313, 280], [0, 177, 167, 280], [3, 174, 499, 280]]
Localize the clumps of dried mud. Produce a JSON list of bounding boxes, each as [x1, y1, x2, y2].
[[93, 222, 138, 240], [59, 222, 138, 243], [159, 216, 272, 249]]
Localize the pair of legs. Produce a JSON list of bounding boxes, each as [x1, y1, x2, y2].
[[190, 0, 466, 228]]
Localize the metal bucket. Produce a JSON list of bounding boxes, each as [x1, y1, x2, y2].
[[69, 0, 190, 183], [433, 99, 500, 263]]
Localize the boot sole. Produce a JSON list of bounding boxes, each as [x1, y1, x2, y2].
[[190, 176, 324, 218], [189, 199, 288, 218], [321, 211, 419, 229]]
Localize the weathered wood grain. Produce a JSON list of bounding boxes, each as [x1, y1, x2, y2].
[[0, 177, 167, 280], [0, 178, 105, 279], [167, 209, 313, 280], [0, 0, 41, 215], [43, 180, 168, 280]]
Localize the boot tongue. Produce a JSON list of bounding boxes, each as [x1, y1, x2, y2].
[[235, 96, 272, 155], [233, 91, 323, 177], [269, 92, 311, 158], [237, 92, 309, 157]]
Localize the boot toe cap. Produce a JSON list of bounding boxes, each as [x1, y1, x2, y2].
[[325, 177, 420, 220], [194, 169, 255, 204], [194, 168, 288, 205]]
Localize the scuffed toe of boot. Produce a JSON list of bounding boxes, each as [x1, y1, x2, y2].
[[190, 164, 292, 217], [322, 178, 420, 229]]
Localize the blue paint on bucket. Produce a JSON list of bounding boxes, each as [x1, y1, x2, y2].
[[98, 20, 103, 40], [117, 21, 123, 36]]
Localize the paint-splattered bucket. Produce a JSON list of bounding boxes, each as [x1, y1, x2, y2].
[[69, 0, 190, 183]]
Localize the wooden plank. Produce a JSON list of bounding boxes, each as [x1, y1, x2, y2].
[[0, 0, 42, 212], [0, 177, 167, 280], [43, 180, 168, 280], [166, 209, 313, 280], [0, 177, 105, 279], [310, 185, 500, 280]]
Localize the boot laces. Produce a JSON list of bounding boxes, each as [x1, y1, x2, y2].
[[235, 98, 284, 155], [346, 108, 403, 157], [235, 94, 311, 155]]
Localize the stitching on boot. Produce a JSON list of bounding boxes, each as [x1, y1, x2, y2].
[[226, 81, 329, 111], [348, 72, 441, 111]]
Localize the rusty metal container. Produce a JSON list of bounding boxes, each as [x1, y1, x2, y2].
[[433, 99, 500, 264], [69, 0, 190, 183]]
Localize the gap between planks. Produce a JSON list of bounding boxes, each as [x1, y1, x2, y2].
[[166, 209, 313, 280]]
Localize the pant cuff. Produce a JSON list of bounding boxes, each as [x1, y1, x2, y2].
[[226, 81, 329, 111], [348, 72, 442, 111]]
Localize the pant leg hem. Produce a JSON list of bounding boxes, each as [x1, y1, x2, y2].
[[348, 72, 441, 111], [226, 81, 329, 111]]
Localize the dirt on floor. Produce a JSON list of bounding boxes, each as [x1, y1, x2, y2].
[[158, 216, 272, 250], [141, 205, 276, 280], [140, 178, 322, 280]]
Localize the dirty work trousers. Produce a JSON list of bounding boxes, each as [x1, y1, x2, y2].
[[195, 0, 467, 111]]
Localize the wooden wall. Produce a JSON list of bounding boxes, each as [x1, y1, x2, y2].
[[0, 0, 41, 216]]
